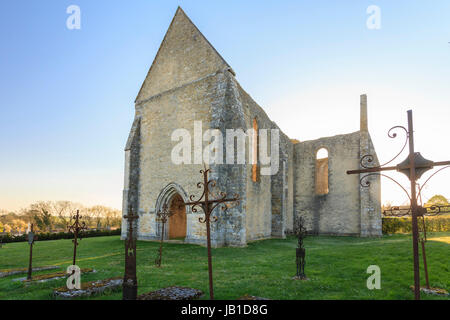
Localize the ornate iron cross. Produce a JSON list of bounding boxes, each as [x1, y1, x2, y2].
[[347, 110, 450, 300], [294, 217, 307, 280], [184, 167, 240, 300], [27, 223, 38, 280], [67, 210, 87, 266], [122, 205, 139, 300], [155, 203, 176, 267]]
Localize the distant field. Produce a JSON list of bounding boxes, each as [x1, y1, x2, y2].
[[0, 233, 448, 300]]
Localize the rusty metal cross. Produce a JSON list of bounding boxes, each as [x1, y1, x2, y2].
[[122, 205, 139, 300], [347, 110, 450, 300], [184, 167, 240, 300], [67, 210, 87, 266], [155, 203, 176, 267], [294, 217, 307, 280], [26, 223, 37, 280]]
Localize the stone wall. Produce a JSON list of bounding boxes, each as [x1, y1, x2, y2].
[[236, 81, 294, 241], [121, 117, 141, 239], [270, 129, 294, 237], [208, 71, 247, 246], [359, 94, 382, 236], [359, 132, 382, 236], [293, 132, 362, 235], [237, 84, 275, 242]]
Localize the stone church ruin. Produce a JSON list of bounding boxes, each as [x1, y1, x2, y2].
[[121, 7, 382, 247]]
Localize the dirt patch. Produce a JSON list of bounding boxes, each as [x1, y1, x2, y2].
[[410, 286, 449, 296], [22, 268, 94, 282], [0, 266, 59, 278], [238, 294, 270, 300], [137, 286, 203, 300], [53, 277, 123, 299]]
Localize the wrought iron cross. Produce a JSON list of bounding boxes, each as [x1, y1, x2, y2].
[[184, 167, 240, 300], [27, 223, 37, 280], [155, 203, 176, 267], [67, 210, 87, 266], [347, 110, 450, 300], [294, 217, 307, 280], [122, 205, 139, 300]]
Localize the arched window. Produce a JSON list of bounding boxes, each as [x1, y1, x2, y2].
[[252, 118, 260, 182], [315, 148, 329, 195]]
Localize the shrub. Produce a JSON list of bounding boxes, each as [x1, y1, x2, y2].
[[0, 229, 121, 244], [382, 216, 450, 234]]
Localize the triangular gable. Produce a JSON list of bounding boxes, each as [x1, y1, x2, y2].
[[135, 7, 231, 103]]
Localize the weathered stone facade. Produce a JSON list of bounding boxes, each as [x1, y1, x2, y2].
[[122, 7, 382, 246]]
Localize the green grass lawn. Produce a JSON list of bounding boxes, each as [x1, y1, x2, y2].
[[0, 233, 448, 300]]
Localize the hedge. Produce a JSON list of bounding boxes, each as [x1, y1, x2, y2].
[[382, 216, 450, 234], [0, 229, 121, 244]]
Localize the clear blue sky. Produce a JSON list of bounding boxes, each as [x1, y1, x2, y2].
[[1, 1, 449, 211]]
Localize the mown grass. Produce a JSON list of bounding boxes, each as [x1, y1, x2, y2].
[[0, 233, 448, 300]]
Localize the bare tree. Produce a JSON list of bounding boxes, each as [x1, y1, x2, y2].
[[51, 201, 82, 229], [89, 205, 108, 229], [106, 208, 122, 228], [3, 201, 121, 232], [33, 209, 53, 232]]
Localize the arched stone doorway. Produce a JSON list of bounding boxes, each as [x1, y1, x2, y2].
[[155, 182, 190, 241], [168, 193, 187, 239]]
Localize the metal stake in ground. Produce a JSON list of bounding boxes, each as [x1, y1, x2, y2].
[[67, 210, 87, 266], [123, 205, 139, 300], [347, 110, 450, 300], [155, 203, 176, 267], [27, 223, 38, 280], [383, 202, 450, 290], [294, 217, 307, 280], [184, 167, 240, 300], [0, 227, 5, 248]]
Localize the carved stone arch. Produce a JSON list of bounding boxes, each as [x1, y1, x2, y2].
[[155, 182, 190, 214], [154, 182, 191, 240]]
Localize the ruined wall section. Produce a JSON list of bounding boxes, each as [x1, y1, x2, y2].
[[270, 128, 293, 237], [293, 132, 361, 235], [237, 86, 272, 241], [359, 132, 382, 236], [236, 83, 293, 240], [358, 94, 382, 236], [285, 139, 295, 234]]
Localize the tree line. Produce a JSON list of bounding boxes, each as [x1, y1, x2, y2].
[[0, 201, 121, 234]]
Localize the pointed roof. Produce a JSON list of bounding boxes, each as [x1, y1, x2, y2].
[[135, 7, 232, 103]]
